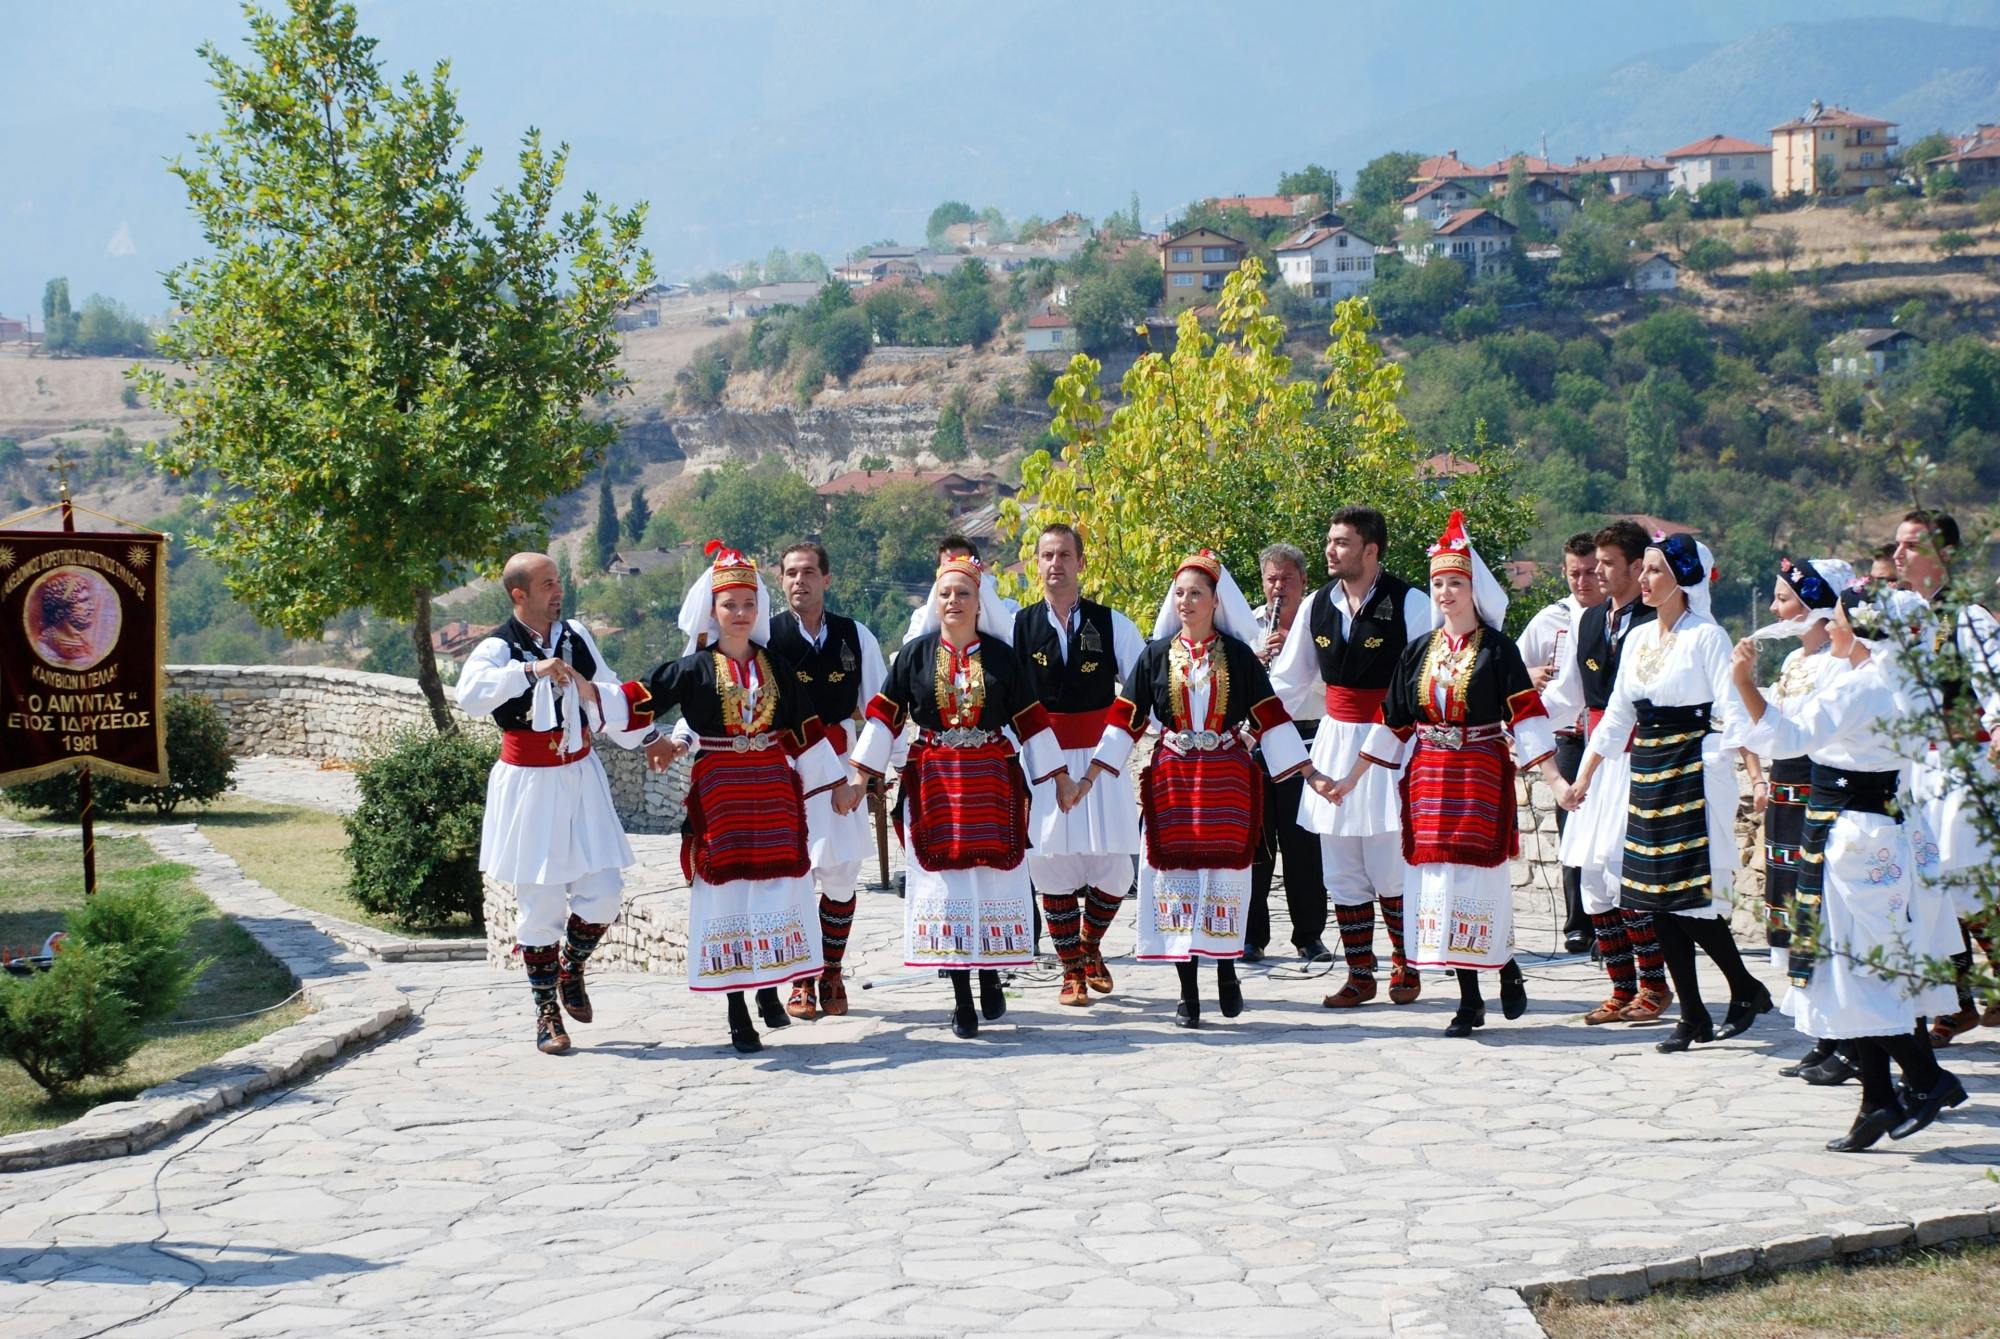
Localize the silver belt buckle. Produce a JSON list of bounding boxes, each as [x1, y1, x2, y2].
[[938, 727, 988, 748], [1425, 725, 1465, 750], [730, 733, 772, 753]]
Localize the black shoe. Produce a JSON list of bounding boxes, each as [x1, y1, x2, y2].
[[1297, 939, 1333, 963], [1780, 1041, 1836, 1078], [1241, 944, 1265, 964], [1714, 986, 1774, 1040], [1802, 1052, 1859, 1086], [729, 1025, 763, 1054], [951, 1005, 980, 1039], [1218, 972, 1243, 1018], [755, 987, 790, 1030], [978, 970, 1007, 1020], [1828, 1104, 1905, 1152], [1500, 974, 1528, 1021], [1890, 1072, 1968, 1140], [1444, 1006, 1486, 1037], [1565, 931, 1590, 955], [1655, 1017, 1713, 1053], [1174, 999, 1201, 1029]]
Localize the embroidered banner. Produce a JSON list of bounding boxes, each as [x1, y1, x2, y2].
[[0, 529, 167, 787]]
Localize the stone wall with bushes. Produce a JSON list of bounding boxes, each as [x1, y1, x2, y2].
[[165, 664, 689, 833]]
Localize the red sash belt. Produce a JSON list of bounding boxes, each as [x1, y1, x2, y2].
[[1048, 708, 1110, 751], [1324, 685, 1387, 723], [500, 729, 592, 767]]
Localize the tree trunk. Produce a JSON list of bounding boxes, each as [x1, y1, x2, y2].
[[411, 588, 455, 734]]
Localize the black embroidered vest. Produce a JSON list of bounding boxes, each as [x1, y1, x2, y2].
[[767, 610, 865, 722], [488, 618, 598, 731], [1574, 598, 1657, 711], [1012, 598, 1119, 713], [1306, 571, 1416, 690]]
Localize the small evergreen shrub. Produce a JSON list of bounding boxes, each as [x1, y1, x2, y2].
[[2, 694, 236, 818], [344, 726, 495, 928], [0, 882, 202, 1095]]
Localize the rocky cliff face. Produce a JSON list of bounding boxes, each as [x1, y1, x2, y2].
[[657, 403, 1046, 483]]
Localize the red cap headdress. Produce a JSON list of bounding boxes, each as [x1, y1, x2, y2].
[[1427, 510, 1474, 578], [1175, 548, 1223, 585], [936, 552, 984, 584], [705, 539, 759, 593]]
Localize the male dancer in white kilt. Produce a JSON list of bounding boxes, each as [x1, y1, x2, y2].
[[456, 552, 661, 1054]]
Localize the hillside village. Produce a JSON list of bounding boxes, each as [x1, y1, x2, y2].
[[9, 99, 2000, 675]]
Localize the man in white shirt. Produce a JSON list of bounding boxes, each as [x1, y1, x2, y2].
[[1517, 532, 1602, 954], [1246, 542, 1326, 963]]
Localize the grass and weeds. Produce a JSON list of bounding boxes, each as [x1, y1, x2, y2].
[[1538, 1239, 2000, 1339], [4, 796, 477, 938], [0, 834, 307, 1135]]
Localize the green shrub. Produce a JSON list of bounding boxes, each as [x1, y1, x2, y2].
[[344, 726, 495, 928], [3, 694, 236, 818], [0, 882, 202, 1095]]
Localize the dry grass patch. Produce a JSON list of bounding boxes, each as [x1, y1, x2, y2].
[[1538, 1240, 2000, 1339]]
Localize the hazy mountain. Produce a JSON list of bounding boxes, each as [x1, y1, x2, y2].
[[8, 3, 2000, 316]]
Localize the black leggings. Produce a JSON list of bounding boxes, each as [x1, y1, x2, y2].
[[1853, 1027, 1946, 1108], [1654, 912, 1761, 1025], [1174, 959, 1236, 1002], [1454, 960, 1521, 1007]]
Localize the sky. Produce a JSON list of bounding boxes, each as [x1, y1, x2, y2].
[[8, 0, 2000, 317]]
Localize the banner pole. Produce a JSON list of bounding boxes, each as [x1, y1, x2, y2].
[[54, 471, 96, 898]]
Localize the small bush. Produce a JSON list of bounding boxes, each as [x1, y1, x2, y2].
[[344, 726, 495, 928], [3, 694, 236, 818], [0, 882, 202, 1095]]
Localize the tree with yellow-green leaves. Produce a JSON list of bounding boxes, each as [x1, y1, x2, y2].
[[997, 260, 1534, 627]]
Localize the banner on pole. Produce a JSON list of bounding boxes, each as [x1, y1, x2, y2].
[[0, 529, 168, 787]]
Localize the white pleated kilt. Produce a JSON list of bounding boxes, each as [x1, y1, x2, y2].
[[805, 745, 873, 871], [1135, 861, 1249, 961], [478, 753, 634, 887], [1559, 752, 1629, 871], [903, 853, 1036, 970], [1297, 719, 1402, 838], [1029, 744, 1144, 855], [1781, 811, 1959, 1038], [687, 873, 823, 993], [1403, 861, 1515, 970], [1916, 749, 1995, 920]]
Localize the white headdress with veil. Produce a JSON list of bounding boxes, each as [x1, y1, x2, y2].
[[1151, 549, 1263, 644], [677, 540, 772, 653]]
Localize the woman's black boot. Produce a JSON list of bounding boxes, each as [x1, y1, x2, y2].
[[949, 969, 979, 1038], [727, 991, 761, 1054], [1445, 970, 1486, 1037], [755, 986, 790, 1030], [978, 969, 1007, 1020], [1174, 961, 1201, 1028], [1499, 959, 1528, 1020], [1216, 959, 1243, 1018]]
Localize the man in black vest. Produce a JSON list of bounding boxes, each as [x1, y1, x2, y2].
[[769, 541, 887, 1021], [454, 552, 657, 1055], [1013, 522, 1146, 1008], [1247, 541, 1327, 963], [1540, 520, 1672, 1024], [1271, 506, 1433, 1009], [1518, 532, 1603, 954]]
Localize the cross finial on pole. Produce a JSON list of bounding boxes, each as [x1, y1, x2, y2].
[[46, 445, 78, 503]]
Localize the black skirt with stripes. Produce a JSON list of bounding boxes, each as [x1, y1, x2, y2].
[[1620, 701, 1716, 915], [1762, 753, 1814, 942]]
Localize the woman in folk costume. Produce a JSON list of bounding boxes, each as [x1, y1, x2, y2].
[[1566, 534, 1772, 1054], [851, 554, 1063, 1039], [1092, 550, 1311, 1029], [620, 542, 858, 1054], [1731, 587, 1966, 1150], [1329, 511, 1563, 1037]]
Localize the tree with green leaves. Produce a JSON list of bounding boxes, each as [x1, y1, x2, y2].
[[1276, 163, 1338, 206], [938, 259, 998, 348], [1683, 234, 1735, 278], [591, 474, 619, 572], [41, 278, 77, 353], [1624, 372, 1675, 509], [135, 0, 649, 730], [624, 485, 651, 543], [926, 200, 977, 247]]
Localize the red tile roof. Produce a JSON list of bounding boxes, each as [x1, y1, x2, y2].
[[1661, 133, 1771, 159], [1160, 227, 1246, 248], [1432, 208, 1516, 237], [1770, 106, 1894, 133], [1413, 151, 1483, 179], [1203, 194, 1311, 219], [1025, 308, 1072, 329], [1401, 180, 1477, 204], [1422, 452, 1480, 477], [1482, 153, 1579, 177], [853, 274, 933, 305], [1574, 153, 1671, 173]]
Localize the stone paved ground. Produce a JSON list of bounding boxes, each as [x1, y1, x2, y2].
[[3, 848, 1997, 1338], [226, 755, 362, 815]]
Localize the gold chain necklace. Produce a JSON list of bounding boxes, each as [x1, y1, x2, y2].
[[712, 649, 779, 735], [1168, 634, 1230, 728], [932, 641, 986, 727], [1419, 627, 1482, 721]]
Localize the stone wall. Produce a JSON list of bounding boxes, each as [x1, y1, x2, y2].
[[165, 664, 690, 833]]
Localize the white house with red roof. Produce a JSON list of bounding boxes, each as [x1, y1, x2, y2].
[[1273, 222, 1378, 306], [1927, 125, 2000, 191], [1400, 208, 1517, 279], [1400, 178, 1483, 226], [1663, 133, 1773, 196], [1024, 306, 1075, 356], [1573, 153, 1674, 199]]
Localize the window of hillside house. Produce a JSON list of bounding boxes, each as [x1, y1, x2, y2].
[[1314, 259, 1327, 272], [1172, 272, 1194, 287], [1202, 247, 1233, 263], [1337, 234, 1348, 246], [1861, 153, 1873, 166], [1313, 283, 1330, 298], [1171, 248, 1192, 263]]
